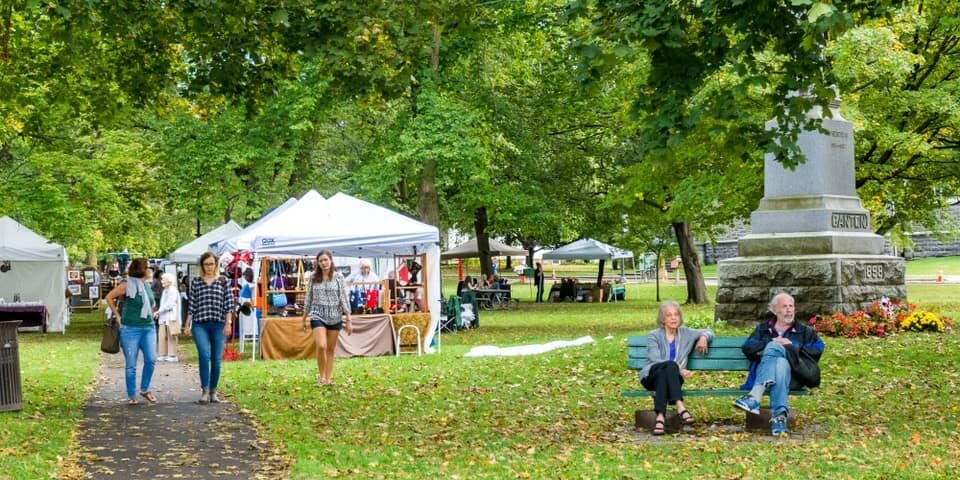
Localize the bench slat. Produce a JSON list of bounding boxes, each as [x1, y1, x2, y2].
[[628, 357, 751, 371], [687, 358, 751, 370], [627, 336, 746, 348], [628, 347, 748, 361]]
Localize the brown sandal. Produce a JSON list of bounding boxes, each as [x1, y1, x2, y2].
[[140, 391, 158, 404]]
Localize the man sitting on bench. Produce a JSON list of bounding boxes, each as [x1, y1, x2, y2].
[[734, 293, 825, 436]]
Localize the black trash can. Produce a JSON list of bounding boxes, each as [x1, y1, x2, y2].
[[0, 320, 23, 412]]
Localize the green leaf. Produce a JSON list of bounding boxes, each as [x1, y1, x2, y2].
[[807, 2, 836, 23]]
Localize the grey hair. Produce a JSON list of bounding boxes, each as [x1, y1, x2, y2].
[[656, 300, 683, 327], [768, 292, 794, 311], [161, 272, 176, 284]]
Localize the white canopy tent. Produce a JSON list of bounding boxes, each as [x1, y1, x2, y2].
[[0, 216, 69, 332], [211, 197, 299, 255], [440, 238, 527, 260], [542, 238, 634, 286], [167, 220, 243, 263], [541, 238, 633, 261], [251, 191, 442, 350]]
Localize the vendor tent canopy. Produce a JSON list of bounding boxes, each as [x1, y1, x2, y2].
[[167, 220, 242, 263], [211, 197, 300, 255], [253, 192, 439, 258], [251, 191, 442, 351], [541, 238, 633, 261], [542, 238, 633, 287], [441, 238, 527, 260], [0, 216, 69, 332]]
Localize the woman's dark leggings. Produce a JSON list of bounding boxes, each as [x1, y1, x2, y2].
[[640, 361, 684, 414]]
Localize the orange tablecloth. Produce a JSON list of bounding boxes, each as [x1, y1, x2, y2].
[[392, 312, 432, 351], [260, 314, 395, 360]]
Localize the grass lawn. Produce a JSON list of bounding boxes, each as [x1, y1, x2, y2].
[[3, 282, 959, 478]]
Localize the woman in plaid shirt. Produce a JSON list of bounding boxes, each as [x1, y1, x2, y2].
[[185, 251, 234, 404], [301, 250, 352, 386]]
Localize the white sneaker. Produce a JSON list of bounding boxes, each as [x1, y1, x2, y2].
[[167, 356, 178, 362], [156, 356, 168, 362]]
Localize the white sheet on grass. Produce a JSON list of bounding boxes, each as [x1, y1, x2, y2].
[[464, 336, 595, 357]]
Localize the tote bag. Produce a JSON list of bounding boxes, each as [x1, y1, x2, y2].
[[270, 261, 288, 308], [100, 317, 120, 354]]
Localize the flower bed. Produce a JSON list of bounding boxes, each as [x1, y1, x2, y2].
[[809, 298, 953, 337]]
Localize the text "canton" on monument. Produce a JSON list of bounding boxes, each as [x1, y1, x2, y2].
[[831, 213, 869, 230]]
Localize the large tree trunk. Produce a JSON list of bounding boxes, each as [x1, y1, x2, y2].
[[414, 21, 443, 229], [416, 158, 440, 227], [474, 206, 492, 280], [672, 220, 709, 304]]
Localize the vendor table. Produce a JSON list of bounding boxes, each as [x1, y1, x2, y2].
[[0, 304, 47, 332], [474, 289, 516, 310], [259, 314, 395, 360]]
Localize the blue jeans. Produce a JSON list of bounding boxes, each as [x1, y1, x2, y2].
[[756, 342, 791, 415], [119, 326, 157, 399], [192, 322, 226, 390]]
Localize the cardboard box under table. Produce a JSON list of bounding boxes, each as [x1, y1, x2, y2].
[[260, 314, 396, 359]]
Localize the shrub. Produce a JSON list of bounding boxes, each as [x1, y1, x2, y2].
[[684, 313, 726, 330], [900, 310, 951, 333]]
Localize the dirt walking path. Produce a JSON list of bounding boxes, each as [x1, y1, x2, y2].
[[74, 354, 286, 479]]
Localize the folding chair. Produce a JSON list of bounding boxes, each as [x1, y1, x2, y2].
[[237, 307, 259, 361]]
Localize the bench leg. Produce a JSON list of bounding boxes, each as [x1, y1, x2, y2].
[[634, 410, 682, 433], [744, 408, 798, 433]]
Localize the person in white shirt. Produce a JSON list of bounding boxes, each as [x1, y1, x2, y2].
[[346, 260, 380, 291], [154, 273, 182, 362]]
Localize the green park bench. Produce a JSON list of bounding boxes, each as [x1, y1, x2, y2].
[[622, 335, 808, 432]]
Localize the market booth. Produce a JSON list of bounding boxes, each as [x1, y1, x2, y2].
[[542, 238, 633, 302], [168, 221, 243, 280], [0, 216, 69, 332], [225, 191, 440, 359]]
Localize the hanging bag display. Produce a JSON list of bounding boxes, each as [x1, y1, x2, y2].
[[270, 261, 288, 308]]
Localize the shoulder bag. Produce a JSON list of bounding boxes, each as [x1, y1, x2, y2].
[[270, 261, 288, 308], [100, 316, 120, 354]]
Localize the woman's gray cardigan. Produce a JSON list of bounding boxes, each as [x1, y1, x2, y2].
[[639, 326, 715, 381]]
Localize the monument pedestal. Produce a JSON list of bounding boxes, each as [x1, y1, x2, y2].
[[715, 91, 906, 322], [716, 254, 905, 322]]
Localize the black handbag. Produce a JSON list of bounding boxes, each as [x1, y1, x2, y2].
[[100, 317, 120, 354], [786, 347, 821, 388]]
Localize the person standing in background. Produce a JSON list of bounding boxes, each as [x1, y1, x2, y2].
[[150, 267, 164, 309], [534, 262, 545, 303], [155, 272, 182, 362]]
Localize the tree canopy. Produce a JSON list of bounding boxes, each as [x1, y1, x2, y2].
[[1, 0, 957, 282]]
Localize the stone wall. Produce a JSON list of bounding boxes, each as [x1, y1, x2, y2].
[[905, 234, 960, 258]]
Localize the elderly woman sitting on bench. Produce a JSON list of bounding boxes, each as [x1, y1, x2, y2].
[[638, 301, 714, 435]]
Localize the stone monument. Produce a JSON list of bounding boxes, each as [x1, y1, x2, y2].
[[715, 92, 906, 322]]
